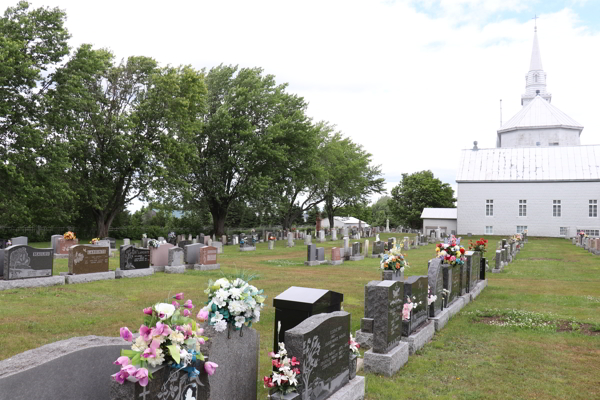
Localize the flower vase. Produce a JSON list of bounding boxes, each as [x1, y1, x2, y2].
[[349, 354, 358, 380], [382, 269, 403, 281]]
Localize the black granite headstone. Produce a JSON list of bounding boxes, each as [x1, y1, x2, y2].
[[2, 245, 53, 280], [307, 244, 316, 262], [460, 263, 467, 295], [273, 286, 343, 353], [402, 275, 428, 336], [119, 245, 150, 270], [177, 240, 192, 249], [427, 259, 444, 317], [372, 280, 404, 353], [480, 257, 487, 280], [465, 251, 480, 292]]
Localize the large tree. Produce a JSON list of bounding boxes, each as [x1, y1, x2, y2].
[[0, 1, 71, 226], [177, 65, 313, 236], [319, 131, 385, 229], [389, 170, 456, 229], [46, 45, 206, 237]]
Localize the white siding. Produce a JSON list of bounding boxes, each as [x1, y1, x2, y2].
[[457, 181, 600, 237]]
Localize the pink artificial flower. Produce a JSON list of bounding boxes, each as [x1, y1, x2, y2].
[[204, 361, 218, 376], [197, 308, 209, 321], [142, 339, 161, 359], [143, 307, 153, 315], [197, 337, 205, 345], [197, 328, 204, 335], [183, 299, 194, 309], [140, 325, 153, 341], [120, 327, 133, 342], [183, 309, 191, 317], [450, 256, 456, 262], [121, 364, 137, 375], [172, 301, 180, 308], [113, 356, 131, 366], [174, 292, 184, 300], [112, 369, 130, 384], [268, 351, 277, 358], [153, 322, 171, 336], [133, 368, 149, 387]]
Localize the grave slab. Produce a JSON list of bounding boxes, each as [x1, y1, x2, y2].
[[460, 293, 471, 306], [65, 271, 115, 284], [114, 268, 154, 279], [363, 341, 409, 377], [194, 263, 221, 271], [327, 376, 365, 400], [0, 275, 65, 291], [349, 255, 365, 261], [151, 265, 165, 272], [401, 320, 435, 355], [239, 246, 256, 252], [429, 307, 450, 331], [492, 265, 504, 273], [445, 297, 465, 318], [165, 265, 186, 274]]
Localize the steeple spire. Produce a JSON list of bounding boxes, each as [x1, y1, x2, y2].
[[521, 22, 551, 106]]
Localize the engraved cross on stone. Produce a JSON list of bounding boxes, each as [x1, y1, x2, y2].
[[139, 386, 150, 400]]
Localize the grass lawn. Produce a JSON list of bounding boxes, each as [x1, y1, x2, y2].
[[1, 235, 599, 399]]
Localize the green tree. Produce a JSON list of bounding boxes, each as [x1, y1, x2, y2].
[[389, 170, 456, 229], [0, 1, 71, 226], [370, 195, 398, 228], [319, 131, 385, 229], [46, 45, 206, 237], [176, 65, 313, 236]]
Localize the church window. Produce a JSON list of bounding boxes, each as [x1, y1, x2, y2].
[[553, 200, 561, 217], [583, 229, 599, 236], [485, 226, 493, 234], [519, 200, 527, 216], [486, 200, 493, 216], [516, 226, 527, 234], [534, 74, 538, 82], [536, 142, 541, 146], [550, 142, 559, 146], [590, 200, 598, 217], [559, 227, 568, 236]]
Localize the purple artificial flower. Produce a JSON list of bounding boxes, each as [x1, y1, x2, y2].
[[143, 307, 153, 315], [113, 356, 131, 366], [112, 369, 130, 384], [140, 325, 153, 341], [183, 309, 191, 317], [204, 361, 218, 376], [142, 339, 161, 359], [153, 322, 171, 336], [174, 292, 184, 300], [120, 327, 133, 342], [183, 299, 194, 309], [133, 368, 149, 387], [197, 308, 209, 321], [172, 301, 180, 309]]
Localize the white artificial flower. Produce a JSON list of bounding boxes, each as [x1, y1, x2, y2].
[[214, 278, 230, 289], [211, 311, 224, 323], [234, 315, 246, 328], [214, 319, 228, 332], [155, 303, 176, 320], [132, 336, 149, 352], [228, 300, 247, 315], [272, 372, 283, 385], [215, 288, 230, 302], [229, 287, 243, 299], [148, 348, 165, 367], [169, 331, 185, 344]]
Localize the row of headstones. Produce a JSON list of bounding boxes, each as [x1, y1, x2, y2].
[[356, 251, 487, 376], [492, 237, 524, 273], [573, 235, 600, 255]]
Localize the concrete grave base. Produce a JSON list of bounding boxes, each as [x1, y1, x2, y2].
[[445, 297, 465, 318], [460, 293, 471, 307], [329, 260, 344, 265], [64, 271, 115, 284], [401, 320, 435, 355], [193, 263, 221, 271], [469, 279, 487, 300], [492, 264, 504, 273], [349, 255, 365, 261], [53, 254, 69, 259], [328, 376, 365, 400], [115, 268, 154, 279], [429, 307, 450, 331], [0, 275, 65, 291], [165, 265, 186, 274], [363, 341, 409, 377], [239, 246, 256, 252], [354, 329, 373, 349], [368, 254, 382, 258], [151, 265, 166, 272], [304, 261, 321, 266]]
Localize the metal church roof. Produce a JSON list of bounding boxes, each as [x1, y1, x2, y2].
[[456, 145, 600, 182], [498, 95, 583, 134]]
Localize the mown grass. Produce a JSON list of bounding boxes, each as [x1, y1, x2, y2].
[[1, 235, 599, 399]]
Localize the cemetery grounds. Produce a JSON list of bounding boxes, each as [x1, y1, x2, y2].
[[0, 235, 598, 399]]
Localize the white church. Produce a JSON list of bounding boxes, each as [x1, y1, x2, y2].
[[450, 28, 600, 238]]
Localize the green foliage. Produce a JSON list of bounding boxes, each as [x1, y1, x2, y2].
[[389, 170, 456, 229], [370, 196, 399, 227]]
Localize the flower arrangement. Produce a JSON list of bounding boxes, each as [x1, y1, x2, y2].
[[349, 334, 360, 357], [63, 231, 76, 240], [112, 292, 215, 387], [90, 238, 100, 244], [442, 289, 450, 306], [263, 342, 300, 395], [6, 240, 12, 247], [436, 236, 466, 266], [148, 239, 160, 248], [198, 278, 265, 333], [142, 233, 147, 239], [168, 232, 176, 239], [468, 238, 488, 254], [402, 295, 423, 321], [579, 230, 587, 237], [427, 285, 437, 306], [291, 227, 296, 232], [380, 247, 409, 273], [268, 235, 276, 241]]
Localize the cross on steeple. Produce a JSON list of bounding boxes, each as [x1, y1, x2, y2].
[[532, 14, 538, 32]]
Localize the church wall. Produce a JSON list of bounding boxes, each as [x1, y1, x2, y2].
[[499, 128, 581, 147], [457, 181, 600, 237], [422, 218, 457, 237]]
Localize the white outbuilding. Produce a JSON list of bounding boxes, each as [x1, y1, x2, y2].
[[420, 208, 457, 237], [320, 216, 370, 229]]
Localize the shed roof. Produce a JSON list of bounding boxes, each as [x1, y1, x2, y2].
[[420, 208, 458, 219], [456, 145, 600, 182]]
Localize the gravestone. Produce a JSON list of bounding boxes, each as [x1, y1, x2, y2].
[[465, 251, 480, 292], [403, 237, 409, 251], [480, 257, 487, 280], [57, 238, 79, 255], [141, 237, 149, 248], [102, 237, 117, 249], [123, 238, 130, 245], [304, 234, 312, 245], [221, 235, 227, 245], [372, 241, 384, 257], [185, 243, 205, 265], [11, 236, 28, 246], [387, 238, 394, 251], [149, 243, 175, 266], [178, 240, 192, 249], [284, 311, 351, 400], [50, 235, 62, 252], [196, 246, 219, 270], [332, 229, 337, 241], [364, 239, 369, 257], [319, 230, 325, 243], [371, 280, 404, 354], [317, 247, 325, 262], [305, 244, 319, 266], [68, 245, 109, 274], [273, 286, 343, 353], [402, 276, 429, 336], [495, 250, 502, 269], [168, 247, 184, 266], [119, 245, 150, 270], [268, 240, 274, 250], [288, 232, 295, 247], [2, 245, 53, 280], [459, 263, 467, 295], [343, 237, 350, 260], [427, 259, 444, 317], [350, 242, 364, 261], [330, 247, 343, 265]]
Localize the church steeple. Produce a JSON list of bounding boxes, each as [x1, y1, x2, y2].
[[521, 26, 551, 106]]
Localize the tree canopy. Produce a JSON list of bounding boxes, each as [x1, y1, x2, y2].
[[389, 170, 456, 229]]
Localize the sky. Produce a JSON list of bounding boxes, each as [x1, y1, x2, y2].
[[7, 0, 600, 210]]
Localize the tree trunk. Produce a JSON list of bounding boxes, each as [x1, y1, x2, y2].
[[210, 203, 229, 237], [94, 209, 118, 238]]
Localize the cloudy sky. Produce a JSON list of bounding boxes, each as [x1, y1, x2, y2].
[[8, 0, 600, 209]]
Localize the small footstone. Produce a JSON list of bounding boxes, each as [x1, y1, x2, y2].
[[193, 263, 221, 271], [349, 255, 364, 261], [304, 261, 320, 266], [0, 275, 65, 291], [115, 268, 154, 279], [65, 271, 115, 284], [165, 265, 186, 274], [152, 265, 165, 272], [363, 341, 409, 377], [354, 329, 373, 349]]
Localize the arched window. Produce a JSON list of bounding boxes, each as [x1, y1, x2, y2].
[[534, 74, 538, 83]]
